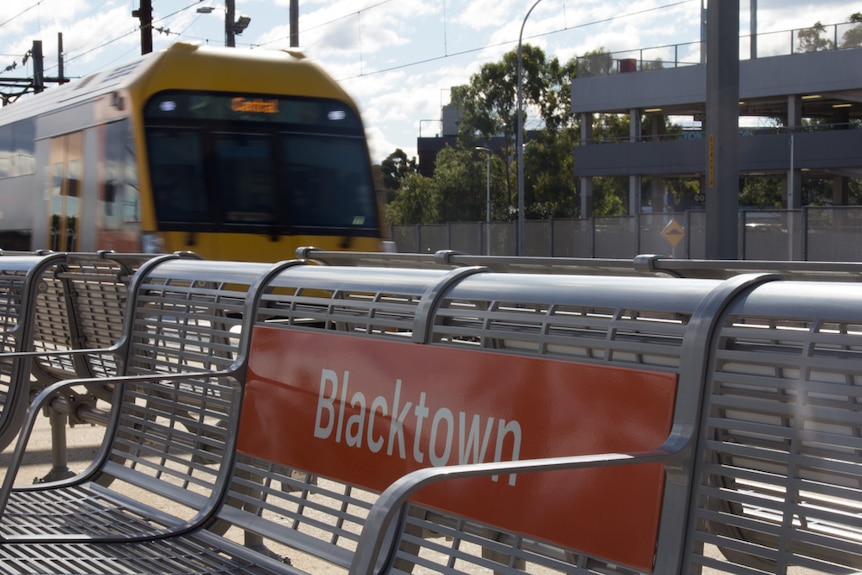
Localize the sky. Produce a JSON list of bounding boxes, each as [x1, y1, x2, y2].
[[0, 0, 857, 163]]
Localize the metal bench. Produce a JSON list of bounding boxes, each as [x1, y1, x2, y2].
[[18, 251, 157, 479], [0, 251, 154, 454], [0, 264, 859, 575], [0, 254, 289, 540]]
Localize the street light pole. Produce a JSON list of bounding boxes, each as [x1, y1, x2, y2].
[[476, 146, 492, 255], [517, 0, 543, 256], [226, 0, 236, 47]]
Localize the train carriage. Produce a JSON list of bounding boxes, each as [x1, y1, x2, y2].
[[0, 42, 385, 260]]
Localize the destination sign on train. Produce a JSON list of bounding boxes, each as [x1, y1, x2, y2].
[[231, 97, 279, 114], [145, 90, 362, 129]]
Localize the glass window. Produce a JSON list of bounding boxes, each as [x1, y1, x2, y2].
[[13, 119, 35, 177], [0, 125, 11, 179], [214, 135, 276, 224], [282, 134, 378, 230], [147, 129, 209, 223], [102, 119, 140, 229], [0, 120, 36, 179]]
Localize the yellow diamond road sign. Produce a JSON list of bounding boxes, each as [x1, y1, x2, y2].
[[662, 219, 685, 248]]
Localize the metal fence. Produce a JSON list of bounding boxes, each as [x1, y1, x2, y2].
[[576, 20, 861, 77], [390, 206, 862, 261]]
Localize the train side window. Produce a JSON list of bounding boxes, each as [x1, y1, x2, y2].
[[13, 119, 35, 177], [102, 119, 140, 229], [0, 125, 10, 179], [0, 120, 36, 180]]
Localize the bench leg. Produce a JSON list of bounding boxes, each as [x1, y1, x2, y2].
[[38, 407, 75, 483]]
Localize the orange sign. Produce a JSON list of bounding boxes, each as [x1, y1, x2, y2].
[[231, 97, 279, 114], [239, 328, 678, 570], [662, 218, 685, 248]]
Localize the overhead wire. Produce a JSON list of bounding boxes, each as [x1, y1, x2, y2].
[[336, 0, 696, 81], [4, 0, 694, 81], [0, 1, 43, 29], [34, 0, 208, 76]]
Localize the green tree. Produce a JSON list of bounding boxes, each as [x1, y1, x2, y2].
[[451, 44, 578, 215], [524, 129, 578, 218], [591, 177, 626, 216], [841, 12, 862, 47], [797, 21, 834, 52], [803, 175, 836, 206], [739, 177, 783, 209], [379, 148, 417, 201], [432, 146, 487, 223], [386, 172, 437, 225], [576, 49, 614, 77]]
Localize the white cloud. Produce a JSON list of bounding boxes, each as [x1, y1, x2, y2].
[[1, 0, 855, 163]]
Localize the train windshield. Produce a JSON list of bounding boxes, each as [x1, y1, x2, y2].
[[143, 91, 379, 236]]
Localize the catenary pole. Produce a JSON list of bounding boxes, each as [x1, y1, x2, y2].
[[517, 0, 543, 256]]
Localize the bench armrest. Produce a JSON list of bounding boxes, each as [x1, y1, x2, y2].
[[0, 347, 121, 452], [0, 368, 238, 519], [350, 430, 691, 575]]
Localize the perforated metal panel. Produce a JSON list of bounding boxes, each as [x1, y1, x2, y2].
[[688, 280, 862, 575], [29, 253, 153, 387], [125, 259, 270, 374]]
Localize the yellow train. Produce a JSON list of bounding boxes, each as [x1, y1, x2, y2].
[[0, 43, 385, 260]]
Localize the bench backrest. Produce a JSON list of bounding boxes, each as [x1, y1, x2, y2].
[[0, 251, 158, 451], [219, 265, 749, 574], [0, 253, 56, 447], [684, 279, 862, 574], [47, 255, 284, 530], [28, 252, 154, 395]]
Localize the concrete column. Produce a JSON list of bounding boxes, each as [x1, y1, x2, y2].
[[580, 177, 593, 219], [704, 0, 740, 259], [581, 112, 594, 144], [650, 115, 665, 212], [833, 176, 848, 205], [630, 175, 642, 214], [580, 113, 594, 218], [786, 95, 802, 209], [652, 177, 666, 213], [630, 109, 642, 214]]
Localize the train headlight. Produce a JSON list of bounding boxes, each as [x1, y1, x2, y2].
[[141, 232, 165, 254]]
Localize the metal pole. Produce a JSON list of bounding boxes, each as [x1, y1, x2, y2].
[[32, 41, 44, 93], [789, 130, 795, 207], [226, 0, 236, 47], [700, 0, 707, 64], [290, 0, 299, 47], [132, 0, 153, 55], [57, 32, 65, 83], [476, 146, 491, 255], [750, 0, 757, 59], [517, 0, 543, 256]]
